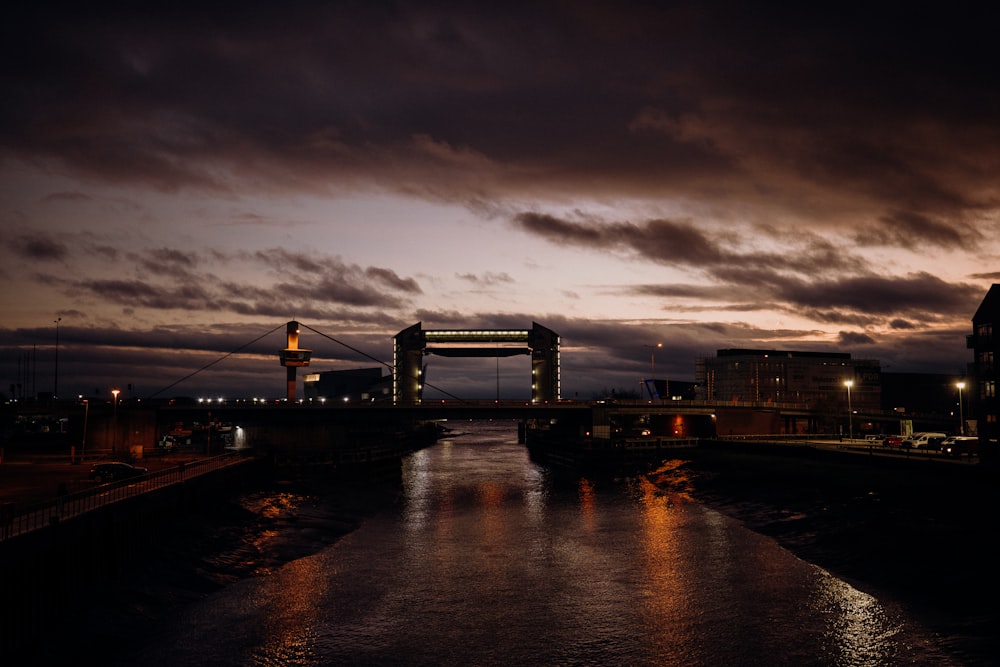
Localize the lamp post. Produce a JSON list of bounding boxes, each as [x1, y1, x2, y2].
[[844, 380, 854, 442], [111, 388, 120, 452], [644, 343, 662, 401], [80, 398, 89, 463], [957, 381, 965, 436], [53, 317, 61, 398]]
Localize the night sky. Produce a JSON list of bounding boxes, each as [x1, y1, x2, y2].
[[2, 2, 997, 401]]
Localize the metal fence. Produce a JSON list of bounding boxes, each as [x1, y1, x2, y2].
[[0, 452, 254, 542]]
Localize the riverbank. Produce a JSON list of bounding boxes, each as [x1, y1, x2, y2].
[[673, 442, 1000, 665], [9, 465, 402, 666]]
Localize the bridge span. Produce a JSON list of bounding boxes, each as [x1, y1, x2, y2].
[[14, 397, 952, 463], [151, 399, 824, 451]]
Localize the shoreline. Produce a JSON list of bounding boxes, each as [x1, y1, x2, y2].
[[674, 444, 1000, 665], [14, 470, 396, 666]]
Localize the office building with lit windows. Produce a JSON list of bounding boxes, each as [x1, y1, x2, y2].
[[696, 349, 881, 411]]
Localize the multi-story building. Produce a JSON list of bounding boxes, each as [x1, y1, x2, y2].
[[696, 349, 881, 412], [970, 284, 1000, 464]]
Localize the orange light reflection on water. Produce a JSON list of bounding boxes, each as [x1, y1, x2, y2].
[[635, 460, 698, 655]]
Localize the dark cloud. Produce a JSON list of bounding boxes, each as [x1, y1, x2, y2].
[[861, 210, 973, 250], [513, 211, 861, 280], [253, 248, 328, 274], [513, 213, 605, 246], [280, 275, 406, 309], [3, 232, 424, 316], [83, 242, 120, 261], [457, 271, 514, 285], [838, 331, 877, 346], [365, 267, 422, 293], [8, 233, 69, 261], [2, 1, 997, 227], [74, 278, 212, 310], [513, 212, 729, 267], [147, 247, 197, 268], [513, 209, 985, 328], [776, 273, 981, 321]]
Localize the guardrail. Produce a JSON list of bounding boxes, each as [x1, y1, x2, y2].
[[0, 452, 255, 543]]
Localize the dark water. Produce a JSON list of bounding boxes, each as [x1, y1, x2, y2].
[[117, 422, 959, 666]]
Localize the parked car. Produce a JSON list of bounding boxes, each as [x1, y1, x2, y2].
[[157, 434, 190, 451], [88, 462, 148, 483], [940, 436, 978, 457], [901, 432, 947, 449], [882, 435, 903, 448]]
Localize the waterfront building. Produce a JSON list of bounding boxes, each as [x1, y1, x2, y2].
[[696, 349, 881, 412], [970, 284, 1000, 463], [303, 367, 391, 403]]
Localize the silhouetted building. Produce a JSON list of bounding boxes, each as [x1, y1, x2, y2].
[[696, 349, 881, 411], [303, 367, 391, 403], [970, 284, 1000, 463]]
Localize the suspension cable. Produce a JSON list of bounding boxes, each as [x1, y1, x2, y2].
[[300, 322, 468, 402], [146, 322, 287, 399], [299, 323, 393, 371]]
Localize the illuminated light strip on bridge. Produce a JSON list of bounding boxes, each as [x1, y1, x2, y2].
[[424, 329, 531, 341]]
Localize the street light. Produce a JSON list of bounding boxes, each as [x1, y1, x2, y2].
[[644, 343, 662, 401], [79, 397, 89, 464], [844, 380, 854, 441], [111, 388, 121, 452], [53, 317, 61, 398], [957, 381, 966, 436]]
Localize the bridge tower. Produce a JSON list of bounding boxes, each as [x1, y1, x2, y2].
[[393, 322, 560, 404], [393, 323, 426, 404], [279, 320, 312, 402], [529, 322, 560, 403]]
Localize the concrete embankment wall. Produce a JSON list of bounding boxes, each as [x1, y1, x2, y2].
[[0, 456, 273, 657]]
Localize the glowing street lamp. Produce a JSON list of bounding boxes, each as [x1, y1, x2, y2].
[[54, 317, 61, 398], [844, 380, 854, 441], [79, 397, 89, 463], [111, 388, 121, 452], [644, 343, 662, 401], [957, 381, 966, 436]]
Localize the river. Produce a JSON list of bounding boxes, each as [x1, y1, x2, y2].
[[110, 421, 960, 666]]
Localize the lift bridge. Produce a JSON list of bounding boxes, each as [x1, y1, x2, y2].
[[148, 320, 834, 454], [93, 317, 953, 463], [278, 320, 560, 404]]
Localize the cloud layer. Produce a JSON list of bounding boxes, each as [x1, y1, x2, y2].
[[1, 2, 996, 399]]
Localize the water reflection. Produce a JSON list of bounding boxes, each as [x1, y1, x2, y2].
[[248, 556, 327, 667], [809, 571, 908, 665], [121, 422, 961, 666]]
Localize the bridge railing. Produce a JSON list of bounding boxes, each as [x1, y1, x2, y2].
[[0, 452, 253, 543]]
